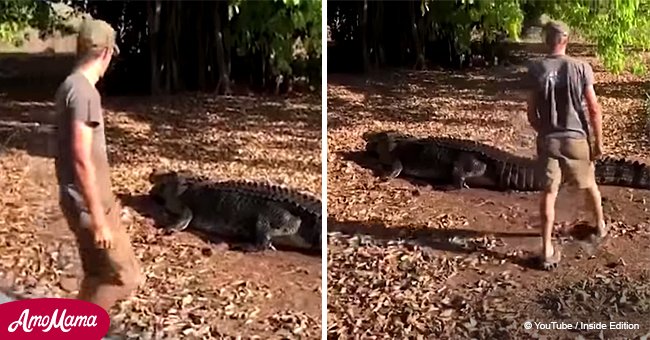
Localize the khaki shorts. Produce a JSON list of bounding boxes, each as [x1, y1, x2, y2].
[[536, 136, 597, 192], [59, 193, 141, 288]]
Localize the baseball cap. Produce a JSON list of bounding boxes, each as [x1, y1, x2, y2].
[[543, 20, 570, 38], [77, 19, 120, 56]]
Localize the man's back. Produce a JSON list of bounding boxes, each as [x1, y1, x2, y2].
[[524, 20, 607, 272], [54, 71, 113, 209], [526, 54, 594, 140]]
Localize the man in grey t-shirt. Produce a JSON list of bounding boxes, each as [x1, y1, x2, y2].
[[54, 19, 142, 312], [525, 21, 606, 270]]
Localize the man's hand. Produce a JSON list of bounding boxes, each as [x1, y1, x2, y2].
[[584, 83, 604, 161], [91, 217, 114, 249], [526, 91, 540, 131], [591, 141, 604, 161]]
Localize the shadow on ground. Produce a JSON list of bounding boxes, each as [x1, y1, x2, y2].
[[100, 94, 322, 169], [0, 116, 57, 159], [0, 52, 322, 172], [328, 218, 604, 271], [597, 80, 649, 100], [0, 52, 75, 100], [326, 69, 527, 130], [327, 41, 650, 145], [328, 218, 545, 269], [0, 94, 321, 167], [118, 193, 321, 258], [0, 52, 64, 158]]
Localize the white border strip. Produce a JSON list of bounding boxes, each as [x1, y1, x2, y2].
[[320, 0, 328, 338]]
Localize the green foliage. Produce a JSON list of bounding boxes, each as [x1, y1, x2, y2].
[[417, 0, 650, 74], [0, 0, 67, 46], [0, 0, 38, 45], [417, 0, 524, 63], [526, 0, 650, 75], [231, 0, 321, 78]]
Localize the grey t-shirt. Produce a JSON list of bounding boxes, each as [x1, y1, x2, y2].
[[524, 54, 594, 139], [54, 71, 114, 210]]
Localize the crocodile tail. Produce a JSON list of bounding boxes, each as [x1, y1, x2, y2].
[[595, 156, 650, 189]]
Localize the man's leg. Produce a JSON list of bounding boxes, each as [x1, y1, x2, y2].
[[560, 139, 606, 238], [540, 188, 559, 259], [586, 186, 606, 237], [537, 138, 563, 265], [62, 199, 143, 312], [540, 161, 562, 260]]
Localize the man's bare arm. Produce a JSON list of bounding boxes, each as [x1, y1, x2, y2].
[[526, 91, 540, 131], [71, 120, 107, 229], [584, 84, 603, 147]]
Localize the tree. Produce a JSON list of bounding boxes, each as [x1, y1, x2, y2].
[[540, 0, 650, 74], [0, 0, 322, 96], [328, 0, 650, 75], [0, 0, 70, 46]]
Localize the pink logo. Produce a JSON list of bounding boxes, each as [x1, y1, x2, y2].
[[0, 298, 110, 339]]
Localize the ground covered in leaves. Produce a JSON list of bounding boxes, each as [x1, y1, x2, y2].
[[327, 42, 650, 339], [0, 88, 323, 339]]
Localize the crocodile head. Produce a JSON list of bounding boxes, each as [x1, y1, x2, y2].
[[362, 130, 414, 158], [362, 131, 389, 156], [148, 169, 193, 204], [362, 130, 416, 154]]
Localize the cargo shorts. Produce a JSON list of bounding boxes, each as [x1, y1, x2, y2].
[[59, 185, 142, 289], [536, 136, 597, 193]]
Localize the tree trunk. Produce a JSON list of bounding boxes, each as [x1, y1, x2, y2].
[[223, 9, 232, 85], [163, 3, 172, 93], [205, 6, 215, 89], [410, 0, 425, 70], [196, 2, 206, 90], [374, 1, 385, 68], [170, 1, 181, 91], [361, 0, 370, 72], [147, 0, 161, 95], [214, 1, 231, 95]]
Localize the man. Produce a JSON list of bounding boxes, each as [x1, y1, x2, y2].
[[54, 19, 142, 312], [524, 21, 607, 270]]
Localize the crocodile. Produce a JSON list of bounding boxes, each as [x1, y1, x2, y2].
[[148, 170, 322, 253], [362, 130, 650, 191]]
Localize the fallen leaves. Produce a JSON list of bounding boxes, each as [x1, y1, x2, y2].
[[0, 92, 322, 339], [327, 233, 467, 338], [327, 42, 650, 339]]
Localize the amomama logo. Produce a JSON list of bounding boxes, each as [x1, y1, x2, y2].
[[0, 298, 110, 339]]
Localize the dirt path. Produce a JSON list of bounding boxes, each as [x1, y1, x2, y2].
[[0, 92, 322, 339], [327, 43, 650, 339]]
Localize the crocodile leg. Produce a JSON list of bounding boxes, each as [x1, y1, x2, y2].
[[381, 160, 403, 181], [451, 171, 469, 189], [451, 153, 487, 190], [268, 215, 307, 248], [240, 218, 276, 252], [164, 206, 193, 232], [376, 134, 402, 181], [160, 187, 193, 232]]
